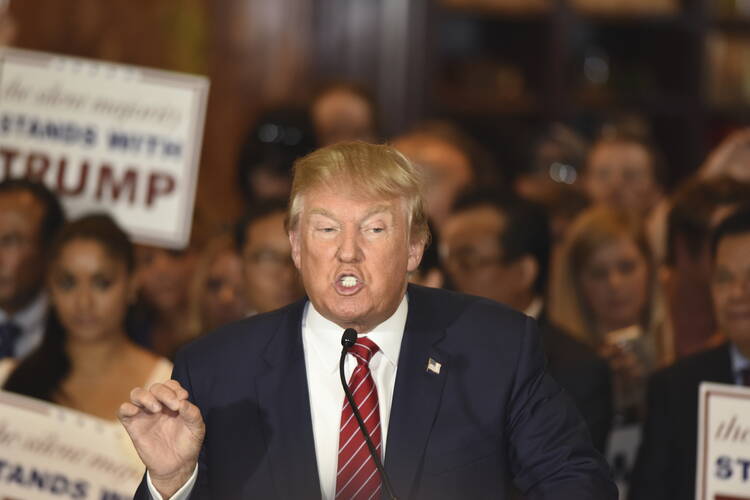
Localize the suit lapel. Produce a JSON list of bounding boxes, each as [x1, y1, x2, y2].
[[385, 286, 449, 499], [256, 299, 322, 500]]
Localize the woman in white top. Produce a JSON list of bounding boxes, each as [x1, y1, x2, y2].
[[1, 213, 172, 421]]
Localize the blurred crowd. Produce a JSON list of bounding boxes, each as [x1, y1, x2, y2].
[[1, 80, 749, 499]]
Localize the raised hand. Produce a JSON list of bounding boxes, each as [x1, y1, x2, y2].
[[118, 379, 205, 497]]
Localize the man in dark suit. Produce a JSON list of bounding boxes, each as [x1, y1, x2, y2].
[[119, 142, 616, 499], [440, 189, 613, 452], [629, 205, 750, 499]]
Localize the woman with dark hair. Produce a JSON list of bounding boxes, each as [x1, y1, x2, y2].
[[0, 213, 172, 421]]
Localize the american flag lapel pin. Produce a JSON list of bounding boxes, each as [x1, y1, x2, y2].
[[426, 357, 441, 375]]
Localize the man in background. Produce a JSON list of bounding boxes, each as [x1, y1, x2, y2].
[[234, 199, 304, 315], [630, 205, 750, 499], [0, 177, 65, 359], [440, 189, 612, 451], [663, 177, 750, 360]]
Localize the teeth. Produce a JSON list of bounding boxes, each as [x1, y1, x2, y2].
[[340, 276, 358, 288]]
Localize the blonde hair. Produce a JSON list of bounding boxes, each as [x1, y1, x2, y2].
[[549, 206, 658, 348], [287, 141, 430, 244]]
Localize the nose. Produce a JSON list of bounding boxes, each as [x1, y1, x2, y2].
[[606, 269, 625, 289], [218, 284, 237, 304], [337, 229, 362, 263], [727, 275, 750, 300], [74, 284, 95, 312]]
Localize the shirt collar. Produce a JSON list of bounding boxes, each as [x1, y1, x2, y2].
[[303, 294, 408, 373], [730, 343, 750, 375], [524, 296, 544, 320], [0, 292, 47, 331]]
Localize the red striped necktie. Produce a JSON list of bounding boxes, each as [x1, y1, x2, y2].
[[335, 336, 382, 500]]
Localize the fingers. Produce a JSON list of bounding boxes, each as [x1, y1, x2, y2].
[[130, 386, 164, 413], [163, 379, 190, 400], [149, 383, 184, 412], [127, 381, 189, 414], [178, 398, 204, 429], [117, 401, 142, 420]]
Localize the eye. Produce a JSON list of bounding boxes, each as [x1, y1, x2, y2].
[[92, 275, 114, 290], [55, 273, 76, 291]]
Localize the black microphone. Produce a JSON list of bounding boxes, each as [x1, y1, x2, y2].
[[339, 328, 398, 500]]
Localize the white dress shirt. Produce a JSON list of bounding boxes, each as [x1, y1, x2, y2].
[[0, 292, 47, 359], [148, 295, 408, 500]]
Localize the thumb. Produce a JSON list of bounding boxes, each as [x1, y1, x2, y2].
[[178, 400, 205, 434]]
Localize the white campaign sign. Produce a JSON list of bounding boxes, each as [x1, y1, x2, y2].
[[0, 48, 209, 249], [696, 382, 750, 500], [0, 390, 143, 499]]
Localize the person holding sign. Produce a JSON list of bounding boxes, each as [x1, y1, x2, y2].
[[119, 142, 615, 500], [1, 214, 172, 421], [630, 205, 750, 499]]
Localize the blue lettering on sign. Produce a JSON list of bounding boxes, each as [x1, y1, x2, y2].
[[0, 113, 97, 147], [739, 458, 750, 481], [100, 489, 131, 500], [0, 460, 90, 498], [716, 455, 750, 481], [717, 455, 733, 479], [108, 130, 182, 159]]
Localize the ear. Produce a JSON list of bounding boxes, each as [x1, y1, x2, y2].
[[407, 236, 426, 273], [289, 228, 302, 270], [515, 255, 539, 292]]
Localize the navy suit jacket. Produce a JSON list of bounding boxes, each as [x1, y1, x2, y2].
[[135, 285, 616, 499], [629, 343, 734, 500]]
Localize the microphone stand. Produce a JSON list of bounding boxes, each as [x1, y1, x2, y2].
[[339, 328, 398, 500]]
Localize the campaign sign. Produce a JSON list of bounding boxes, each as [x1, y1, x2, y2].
[[0, 390, 143, 499], [696, 382, 750, 500], [0, 48, 209, 249]]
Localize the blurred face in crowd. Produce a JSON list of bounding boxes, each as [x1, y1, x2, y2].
[[712, 232, 750, 356], [289, 184, 424, 333], [312, 89, 376, 146], [243, 211, 303, 314], [49, 239, 132, 342], [585, 140, 662, 216], [441, 206, 533, 311], [201, 248, 247, 331], [135, 246, 195, 314], [0, 190, 46, 314], [393, 135, 473, 229], [578, 236, 650, 334]]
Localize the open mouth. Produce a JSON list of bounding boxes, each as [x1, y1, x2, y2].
[[335, 273, 364, 295]]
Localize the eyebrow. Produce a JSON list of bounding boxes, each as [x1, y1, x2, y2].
[[307, 204, 394, 224]]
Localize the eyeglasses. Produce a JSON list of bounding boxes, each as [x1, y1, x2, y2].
[[443, 250, 503, 274], [245, 249, 295, 272]]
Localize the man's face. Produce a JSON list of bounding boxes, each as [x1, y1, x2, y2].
[[243, 211, 303, 314], [289, 185, 424, 333], [135, 246, 195, 314], [312, 90, 375, 146], [441, 206, 525, 309], [393, 136, 473, 229], [0, 191, 46, 313], [712, 233, 750, 355], [585, 141, 661, 216]]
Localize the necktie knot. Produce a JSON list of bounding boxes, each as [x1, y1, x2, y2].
[[349, 336, 379, 366], [0, 321, 21, 358]]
